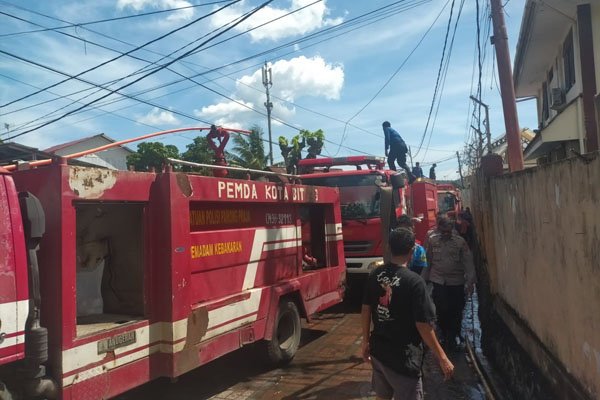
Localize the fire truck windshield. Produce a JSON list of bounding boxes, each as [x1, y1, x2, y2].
[[438, 192, 457, 214], [302, 174, 381, 220]]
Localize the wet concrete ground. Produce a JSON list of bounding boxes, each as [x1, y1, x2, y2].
[[118, 294, 488, 400]]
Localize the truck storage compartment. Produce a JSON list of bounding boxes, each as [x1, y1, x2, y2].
[[75, 202, 145, 336], [300, 205, 326, 269]]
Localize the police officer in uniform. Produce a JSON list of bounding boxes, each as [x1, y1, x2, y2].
[[423, 216, 476, 348]]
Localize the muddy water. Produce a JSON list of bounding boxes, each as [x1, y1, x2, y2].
[[421, 292, 486, 400]]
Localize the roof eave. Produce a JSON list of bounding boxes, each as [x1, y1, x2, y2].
[[513, 0, 537, 94]]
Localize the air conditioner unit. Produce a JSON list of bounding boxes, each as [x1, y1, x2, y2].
[[550, 87, 566, 110]]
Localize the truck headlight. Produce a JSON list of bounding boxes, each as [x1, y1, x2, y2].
[[367, 260, 385, 271]]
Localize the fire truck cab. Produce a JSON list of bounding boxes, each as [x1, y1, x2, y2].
[[436, 183, 462, 217], [0, 160, 345, 400], [298, 156, 437, 280]]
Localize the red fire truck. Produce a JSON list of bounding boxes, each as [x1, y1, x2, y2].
[[0, 156, 345, 399], [436, 182, 462, 217], [298, 156, 437, 283]]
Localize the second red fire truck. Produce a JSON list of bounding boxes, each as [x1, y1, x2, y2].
[[298, 156, 438, 285]]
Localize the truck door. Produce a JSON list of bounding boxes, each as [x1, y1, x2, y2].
[[0, 175, 27, 363]]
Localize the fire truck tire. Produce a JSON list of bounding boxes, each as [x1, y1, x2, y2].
[[265, 300, 301, 365]]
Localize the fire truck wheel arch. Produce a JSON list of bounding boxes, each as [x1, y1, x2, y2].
[[264, 283, 307, 342], [264, 300, 301, 365]]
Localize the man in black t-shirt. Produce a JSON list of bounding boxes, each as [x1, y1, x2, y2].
[[362, 228, 454, 400]]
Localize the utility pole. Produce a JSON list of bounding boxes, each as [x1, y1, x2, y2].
[[471, 125, 484, 160], [262, 62, 274, 165], [490, 0, 524, 172], [456, 151, 465, 188], [470, 95, 492, 153]]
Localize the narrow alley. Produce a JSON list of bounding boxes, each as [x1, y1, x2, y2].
[[118, 298, 490, 400]]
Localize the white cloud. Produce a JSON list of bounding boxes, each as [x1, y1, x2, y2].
[[238, 56, 344, 102], [194, 56, 344, 127], [117, 0, 194, 22], [195, 100, 254, 118], [138, 108, 180, 125], [209, 0, 343, 42]]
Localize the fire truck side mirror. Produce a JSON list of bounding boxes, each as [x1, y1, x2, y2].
[[389, 173, 405, 190], [18, 192, 45, 244]]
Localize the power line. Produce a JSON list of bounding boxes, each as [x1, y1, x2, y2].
[[0, 0, 243, 109], [185, 77, 375, 156], [3, 0, 275, 141], [1, 3, 268, 133], [0, 0, 323, 125], [2, 61, 372, 158], [476, 0, 484, 135], [2, 9, 372, 158], [0, 72, 165, 131], [412, 0, 457, 158], [2, 3, 436, 144], [0, 0, 234, 38], [4, 0, 413, 118], [0, 1, 321, 119], [3, 0, 454, 159], [463, 0, 491, 172], [419, 0, 466, 160], [332, 0, 447, 156], [421, 153, 457, 166], [0, 50, 215, 133], [336, 0, 434, 119]]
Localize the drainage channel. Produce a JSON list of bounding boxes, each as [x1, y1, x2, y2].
[[463, 292, 512, 400]]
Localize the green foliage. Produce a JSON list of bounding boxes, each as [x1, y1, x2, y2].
[[301, 129, 324, 159], [229, 125, 268, 170], [278, 128, 325, 172], [180, 135, 215, 175], [127, 142, 179, 171], [182, 136, 214, 164]]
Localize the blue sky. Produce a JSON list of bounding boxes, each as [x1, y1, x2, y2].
[[0, 0, 536, 179]]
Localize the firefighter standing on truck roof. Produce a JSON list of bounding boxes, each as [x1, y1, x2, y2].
[[382, 121, 415, 184], [422, 216, 476, 350]]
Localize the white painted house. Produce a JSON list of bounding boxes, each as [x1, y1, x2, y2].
[[44, 134, 134, 170], [514, 1, 600, 163]]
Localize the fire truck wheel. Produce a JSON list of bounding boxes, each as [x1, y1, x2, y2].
[[265, 300, 301, 365]]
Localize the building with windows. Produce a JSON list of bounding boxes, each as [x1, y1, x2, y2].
[[514, 1, 600, 163]]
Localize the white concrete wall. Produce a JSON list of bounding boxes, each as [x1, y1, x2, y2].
[[482, 156, 600, 398]]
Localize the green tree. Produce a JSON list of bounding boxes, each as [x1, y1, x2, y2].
[[229, 125, 268, 170], [182, 136, 214, 164], [127, 142, 179, 171], [180, 135, 215, 175]]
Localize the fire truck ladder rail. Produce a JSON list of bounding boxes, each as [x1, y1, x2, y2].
[[167, 158, 301, 179]]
